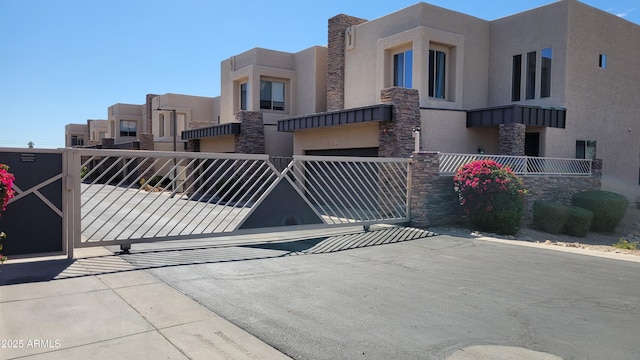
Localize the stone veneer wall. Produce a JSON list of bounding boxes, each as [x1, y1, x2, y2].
[[379, 88, 421, 158], [327, 14, 367, 111], [234, 111, 265, 154], [497, 123, 526, 155], [138, 133, 154, 151], [409, 152, 603, 227]]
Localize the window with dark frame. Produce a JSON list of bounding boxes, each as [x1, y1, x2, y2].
[[393, 49, 413, 88], [526, 51, 536, 100], [260, 80, 285, 110], [575, 140, 597, 159], [429, 49, 446, 99], [159, 113, 165, 137], [240, 82, 248, 110], [541, 48, 552, 98], [511, 54, 522, 101], [599, 54, 607, 69], [119, 120, 137, 137]]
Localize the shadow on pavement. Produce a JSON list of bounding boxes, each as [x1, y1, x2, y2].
[[0, 227, 437, 286]]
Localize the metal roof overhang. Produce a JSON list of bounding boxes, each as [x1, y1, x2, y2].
[[467, 105, 566, 128], [181, 122, 241, 140], [277, 104, 393, 132]]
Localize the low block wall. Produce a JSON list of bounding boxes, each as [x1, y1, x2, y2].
[[409, 152, 602, 228]]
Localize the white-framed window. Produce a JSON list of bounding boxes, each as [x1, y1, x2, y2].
[[120, 120, 137, 137], [240, 82, 248, 110], [260, 80, 285, 111], [393, 49, 413, 88], [428, 48, 447, 99], [576, 140, 596, 159]]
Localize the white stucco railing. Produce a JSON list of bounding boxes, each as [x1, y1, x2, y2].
[[438, 153, 592, 176]]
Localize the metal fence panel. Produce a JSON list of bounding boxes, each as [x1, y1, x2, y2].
[[438, 153, 592, 176]]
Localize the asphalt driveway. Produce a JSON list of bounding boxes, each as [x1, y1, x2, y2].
[[121, 227, 640, 359]]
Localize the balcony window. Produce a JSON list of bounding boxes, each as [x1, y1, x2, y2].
[[429, 49, 446, 99], [393, 49, 413, 88], [71, 135, 84, 146], [260, 80, 285, 111], [159, 113, 165, 137]]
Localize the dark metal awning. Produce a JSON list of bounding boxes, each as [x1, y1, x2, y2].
[[182, 122, 241, 140], [467, 105, 566, 128], [277, 104, 393, 132]]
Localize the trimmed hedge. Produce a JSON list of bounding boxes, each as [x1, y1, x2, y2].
[[564, 206, 593, 237], [571, 190, 628, 232], [533, 201, 569, 234]]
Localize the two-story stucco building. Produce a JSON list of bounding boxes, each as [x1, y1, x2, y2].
[[266, 0, 638, 199]]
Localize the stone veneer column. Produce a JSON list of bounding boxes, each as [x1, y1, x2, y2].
[[137, 133, 154, 151], [327, 14, 367, 111], [379, 87, 421, 158], [497, 123, 526, 155], [144, 94, 159, 134], [409, 151, 466, 227], [187, 139, 200, 152], [234, 111, 265, 154]]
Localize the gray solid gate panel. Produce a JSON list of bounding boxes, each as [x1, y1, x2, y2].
[[0, 151, 64, 255]]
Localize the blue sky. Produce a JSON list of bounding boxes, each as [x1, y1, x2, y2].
[[0, 0, 637, 149]]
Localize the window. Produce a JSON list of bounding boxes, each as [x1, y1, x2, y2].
[[393, 49, 413, 88], [260, 80, 285, 110], [159, 113, 165, 137], [541, 48, 552, 98], [240, 82, 248, 110], [526, 51, 536, 100], [511, 54, 522, 101], [71, 135, 84, 146], [576, 140, 597, 159], [429, 49, 446, 99], [599, 54, 607, 69], [120, 120, 137, 137]]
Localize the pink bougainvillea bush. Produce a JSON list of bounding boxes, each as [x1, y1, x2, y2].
[[453, 159, 527, 235], [0, 164, 15, 263]]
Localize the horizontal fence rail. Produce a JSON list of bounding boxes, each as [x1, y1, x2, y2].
[[284, 155, 410, 225], [439, 153, 592, 176]]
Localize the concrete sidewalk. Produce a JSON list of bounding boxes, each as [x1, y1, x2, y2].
[[0, 246, 291, 360]]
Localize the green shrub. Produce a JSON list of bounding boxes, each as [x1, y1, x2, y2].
[[453, 159, 527, 235], [533, 201, 569, 234], [613, 238, 638, 250], [564, 206, 593, 237], [571, 190, 628, 232]]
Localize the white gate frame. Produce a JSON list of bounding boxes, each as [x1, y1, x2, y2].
[[65, 149, 411, 259]]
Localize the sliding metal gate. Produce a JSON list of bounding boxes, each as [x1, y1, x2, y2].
[[69, 149, 410, 257]]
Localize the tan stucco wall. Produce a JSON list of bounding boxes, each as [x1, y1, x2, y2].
[[151, 94, 216, 142], [488, 1, 569, 108], [420, 109, 498, 154], [64, 123, 88, 147], [199, 136, 236, 153], [343, 2, 490, 110], [293, 122, 379, 155], [87, 119, 108, 144], [107, 103, 143, 143], [561, 0, 640, 198]]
